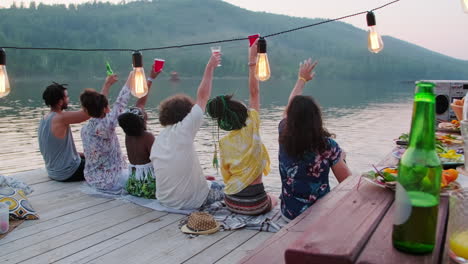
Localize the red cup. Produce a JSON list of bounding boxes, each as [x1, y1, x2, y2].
[[248, 34, 260, 47], [153, 58, 165, 72]]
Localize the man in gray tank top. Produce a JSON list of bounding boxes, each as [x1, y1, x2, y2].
[[38, 82, 90, 181]]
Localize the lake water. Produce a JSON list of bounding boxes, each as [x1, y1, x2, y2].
[[0, 77, 414, 194]]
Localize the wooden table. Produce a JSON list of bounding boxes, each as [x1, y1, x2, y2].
[[240, 151, 451, 264]]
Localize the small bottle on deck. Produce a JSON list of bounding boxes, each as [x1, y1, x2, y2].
[[392, 81, 442, 254]]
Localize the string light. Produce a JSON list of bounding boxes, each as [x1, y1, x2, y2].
[[0, 49, 11, 98], [0, 1, 399, 54], [366, 11, 384, 54], [129, 51, 148, 98], [255, 37, 271, 81], [462, 0, 468, 13], [0, 0, 400, 90]]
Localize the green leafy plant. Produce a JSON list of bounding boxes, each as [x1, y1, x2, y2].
[[126, 172, 156, 199]]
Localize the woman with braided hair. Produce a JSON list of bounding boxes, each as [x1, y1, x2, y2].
[[206, 39, 275, 215]]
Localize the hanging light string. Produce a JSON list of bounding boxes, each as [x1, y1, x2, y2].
[[0, 0, 400, 52]]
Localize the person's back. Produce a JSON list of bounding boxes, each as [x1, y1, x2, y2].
[[125, 131, 154, 164], [39, 112, 81, 181], [205, 40, 274, 216], [80, 74, 129, 192], [150, 54, 224, 210], [278, 59, 351, 221], [38, 82, 89, 181], [151, 97, 209, 209], [118, 103, 157, 199]]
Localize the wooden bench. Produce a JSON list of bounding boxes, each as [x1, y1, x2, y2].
[[240, 175, 449, 264]]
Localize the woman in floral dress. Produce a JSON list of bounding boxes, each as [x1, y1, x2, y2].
[[80, 73, 132, 193], [278, 59, 352, 221]]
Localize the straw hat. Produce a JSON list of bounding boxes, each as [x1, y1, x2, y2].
[[181, 212, 220, 235]]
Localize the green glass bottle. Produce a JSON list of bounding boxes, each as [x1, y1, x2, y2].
[[392, 81, 442, 254]]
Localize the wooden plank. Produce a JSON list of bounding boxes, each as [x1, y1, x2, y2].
[[183, 230, 262, 264], [9, 168, 51, 185], [240, 176, 360, 264], [28, 180, 79, 197], [20, 210, 169, 264], [356, 196, 449, 264], [86, 221, 235, 264], [216, 232, 273, 264], [54, 213, 184, 264], [284, 181, 394, 264], [0, 203, 151, 263], [17, 188, 110, 229], [0, 199, 122, 245]]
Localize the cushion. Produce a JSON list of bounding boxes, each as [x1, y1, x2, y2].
[[0, 186, 39, 220]]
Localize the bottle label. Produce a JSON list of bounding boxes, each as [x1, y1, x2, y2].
[[394, 183, 412, 225]]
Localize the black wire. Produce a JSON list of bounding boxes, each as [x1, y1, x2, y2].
[[0, 0, 400, 53]]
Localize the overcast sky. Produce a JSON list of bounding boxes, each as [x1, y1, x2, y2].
[[1, 0, 468, 60]]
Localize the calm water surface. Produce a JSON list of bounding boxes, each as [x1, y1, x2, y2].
[[0, 77, 414, 194]]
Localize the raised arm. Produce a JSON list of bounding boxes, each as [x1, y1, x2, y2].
[[136, 69, 161, 109], [101, 74, 118, 97], [284, 58, 318, 118], [249, 39, 260, 111], [56, 110, 90, 125], [196, 53, 221, 112]]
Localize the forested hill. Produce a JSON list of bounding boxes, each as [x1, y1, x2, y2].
[[1, 0, 468, 80]]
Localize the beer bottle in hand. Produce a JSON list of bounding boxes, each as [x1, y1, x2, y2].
[[392, 81, 442, 254]]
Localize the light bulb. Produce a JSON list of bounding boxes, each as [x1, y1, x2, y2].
[[366, 12, 384, 54], [0, 49, 10, 98], [256, 53, 271, 82], [368, 26, 384, 53], [129, 51, 148, 98], [131, 67, 148, 98], [462, 0, 468, 13], [255, 37, 271, 81]]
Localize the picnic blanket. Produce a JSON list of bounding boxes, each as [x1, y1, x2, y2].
[[0, 175, 33, 195], [200, 201, 286, 233], [80, 183, 286, 232]]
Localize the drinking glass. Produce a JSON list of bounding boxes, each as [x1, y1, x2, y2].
[[447, 189, 468, 263], [0, 202, 9, 234], [210, 46, 221, 67]]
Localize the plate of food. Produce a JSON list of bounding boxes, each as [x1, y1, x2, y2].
[[392, 148, 464, 167], [395, 133, 459, 153], [361, 167, 462, 195], [437, 120, 461, 134]]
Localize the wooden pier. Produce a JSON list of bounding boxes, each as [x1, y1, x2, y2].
[[0, 169, 273, 264]]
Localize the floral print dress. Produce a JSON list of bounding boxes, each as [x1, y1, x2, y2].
[[278, 119, 342, 220], [81, 85, 131, 192]]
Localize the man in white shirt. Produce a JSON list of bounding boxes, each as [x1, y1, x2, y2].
[[150, 54, 224, 210]]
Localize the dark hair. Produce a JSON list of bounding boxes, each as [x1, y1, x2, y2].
[[279, 95, 333, 158], [118, 112, 146, 137], [42, 82, 67, 107], [80, 89, 108, 118], [158, 94, 194, 126], [206, 95, 248, 131]]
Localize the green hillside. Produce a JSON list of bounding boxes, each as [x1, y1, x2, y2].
[[1, 0, 468, 80]]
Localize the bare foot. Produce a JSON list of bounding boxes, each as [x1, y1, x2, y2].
[[269, 194, 279, 208], [205, 176, 216, 181]]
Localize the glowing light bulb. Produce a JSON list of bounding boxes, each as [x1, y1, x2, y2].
[[462, 0, 468, 13], [0, 49, 11, 98], [366, 12, 384, 54], [129, 51, 148, 98], [255, 37, 271, 81]]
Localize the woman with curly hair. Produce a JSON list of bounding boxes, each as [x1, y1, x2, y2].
[[278, 59, 351, 221]]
